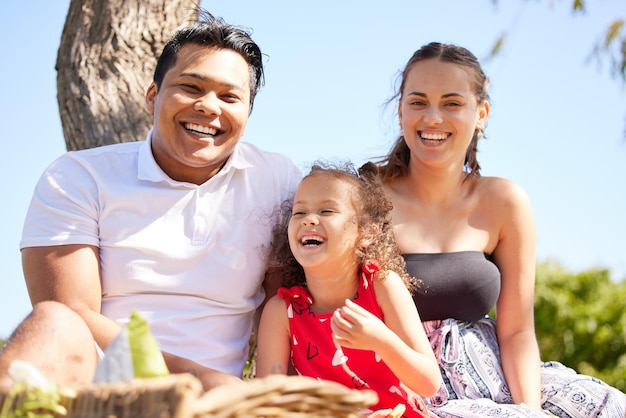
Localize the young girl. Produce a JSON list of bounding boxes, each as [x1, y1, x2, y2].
[[256, 162, 441, 418]]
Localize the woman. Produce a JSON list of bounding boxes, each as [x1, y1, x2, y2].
[[377, 42, 625, 417]]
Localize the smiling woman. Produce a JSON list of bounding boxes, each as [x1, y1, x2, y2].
[[376, 41, 626, 417]]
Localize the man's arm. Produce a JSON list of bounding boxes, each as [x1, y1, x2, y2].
[[161, 352, 241, 391], [22, 244, 123, 350], [22, 245, 240, 391]]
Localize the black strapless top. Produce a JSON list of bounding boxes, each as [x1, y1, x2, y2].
[[403, 251, 501, 322]]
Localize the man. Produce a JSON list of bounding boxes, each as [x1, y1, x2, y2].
[[0, 9, 300, 391]]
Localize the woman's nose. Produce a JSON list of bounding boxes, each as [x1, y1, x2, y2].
[[423, 106, 443, 124]]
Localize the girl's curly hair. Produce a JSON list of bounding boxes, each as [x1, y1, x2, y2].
[[266, 161, 418, 291]]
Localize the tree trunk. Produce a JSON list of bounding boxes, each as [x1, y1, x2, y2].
[[56, 0, 198, 151]]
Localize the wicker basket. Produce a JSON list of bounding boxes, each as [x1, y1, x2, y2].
[[1, 373, 378, 417], [193, 374, 378, 417], [0, 373, 202, 418]]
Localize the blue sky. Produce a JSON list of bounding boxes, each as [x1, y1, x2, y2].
[[1, 1, 624, 338]]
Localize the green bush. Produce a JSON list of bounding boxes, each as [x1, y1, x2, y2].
[[534, 261, 626, 391]]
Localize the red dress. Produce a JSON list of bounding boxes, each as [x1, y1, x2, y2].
[[278, 263, 429, 418]]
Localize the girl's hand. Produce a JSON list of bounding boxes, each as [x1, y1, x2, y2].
[[331, 299, 389, 351], [359, 404, 406, 418]]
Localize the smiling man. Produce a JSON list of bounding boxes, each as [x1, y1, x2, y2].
[[0, 9, 300, 392]]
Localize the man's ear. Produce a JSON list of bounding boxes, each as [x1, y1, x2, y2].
[[145, 82, 157, 115]]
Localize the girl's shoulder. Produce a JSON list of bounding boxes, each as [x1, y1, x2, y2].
[[372, 270, 406, 294], [265, 293, 288, 311]]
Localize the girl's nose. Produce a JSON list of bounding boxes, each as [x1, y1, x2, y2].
[[301, 214, 319, 226]]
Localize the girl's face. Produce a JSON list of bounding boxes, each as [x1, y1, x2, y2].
[[398, 58, 489, 170], [288, 174, 360, 272]]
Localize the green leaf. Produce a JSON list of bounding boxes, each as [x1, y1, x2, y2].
[[127, 310, 169, 379], [573, 0, 585, 12], [604, 19, 624, 48]]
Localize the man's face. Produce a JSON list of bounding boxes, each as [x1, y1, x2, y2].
[[146, 44, 251, 184]]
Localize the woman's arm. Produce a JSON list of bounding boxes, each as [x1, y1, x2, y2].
[[491, 180, 542, 409], [331, 271, 442, 397], [255, 295, 292, 377]]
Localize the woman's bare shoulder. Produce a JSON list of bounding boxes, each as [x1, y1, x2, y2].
[[476, 176, 531, 206]]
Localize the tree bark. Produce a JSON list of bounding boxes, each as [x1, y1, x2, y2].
[[56, 0, 198, 151]]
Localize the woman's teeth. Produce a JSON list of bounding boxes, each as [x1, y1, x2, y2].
[[420, 132, 448, 141]]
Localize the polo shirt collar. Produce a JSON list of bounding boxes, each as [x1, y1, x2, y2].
[[137, 130, 252, 185]]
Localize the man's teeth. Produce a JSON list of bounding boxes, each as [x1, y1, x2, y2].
[[185, 123, 217, 136], [421, 132, 448, 141]]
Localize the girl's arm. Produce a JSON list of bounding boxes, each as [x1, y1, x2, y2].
[[491, 180, 542, 408], [331, 271, 441, 397], [256, 294, 292, 377]]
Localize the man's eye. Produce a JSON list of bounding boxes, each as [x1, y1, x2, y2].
[[221, 93, 241, 102], [181, 84, 200, 91]]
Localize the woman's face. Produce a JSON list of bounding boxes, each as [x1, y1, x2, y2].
[[398, 58, 489, 171]]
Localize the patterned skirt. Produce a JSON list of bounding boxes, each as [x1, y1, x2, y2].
[[422, 318, 626, 418]]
